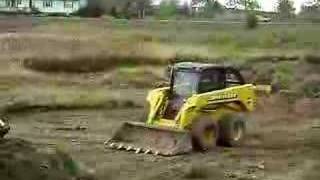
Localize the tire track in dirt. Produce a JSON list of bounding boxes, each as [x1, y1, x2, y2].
[[5, 96, 320, 180]]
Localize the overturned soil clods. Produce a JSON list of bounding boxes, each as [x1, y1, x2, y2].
[[305, 54, 320, 65], [0, 138, 94, 180], [23, 55, 166, 73]]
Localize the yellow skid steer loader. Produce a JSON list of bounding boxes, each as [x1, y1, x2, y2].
[[105, 62, 271, 156]]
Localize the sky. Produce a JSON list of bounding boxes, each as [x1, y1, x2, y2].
[[252, 0, 307, 13], [220, 0, 311, 13], [153, 0, 313, 13]]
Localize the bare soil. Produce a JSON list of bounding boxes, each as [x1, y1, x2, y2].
[[5, 93, 320, 180], [0, 16, 37, 33]]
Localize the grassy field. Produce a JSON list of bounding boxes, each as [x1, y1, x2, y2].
[[1, 18, 319, 101], [3, 18, 320, 63]]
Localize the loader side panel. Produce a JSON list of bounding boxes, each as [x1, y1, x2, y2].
[[198, 84, 257, 112], [177, 84, 257, 129]]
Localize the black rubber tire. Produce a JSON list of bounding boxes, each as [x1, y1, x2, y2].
[[0, 126, 9, 138], [0, 132, 6, 138], [0, 117, 10, 138], [217, 114, 246, 147], [191, 116, 219, 152]]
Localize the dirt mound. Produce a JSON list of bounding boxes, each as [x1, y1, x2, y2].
[[0, 138, 94, 180], [23, 55, 166, 73]]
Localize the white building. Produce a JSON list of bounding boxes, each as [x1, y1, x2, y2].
[[0, 0, 87, 15], [0, 0, 30, 12], [152, 0, 192, 7]]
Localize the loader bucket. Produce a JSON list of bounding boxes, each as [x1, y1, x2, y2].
[[104, 122, 192, 156]]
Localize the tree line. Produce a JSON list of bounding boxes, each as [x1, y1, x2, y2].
[[78, 0, 319, 21]]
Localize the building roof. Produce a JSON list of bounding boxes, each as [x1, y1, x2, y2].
[[174, 62, 229, 71]]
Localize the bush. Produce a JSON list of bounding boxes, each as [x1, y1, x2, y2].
[[110, 6, 119, 18], [274, 62, 295, 89], [299, 5, 320, 23], [305, 54, 320, 65], [246, 13, 258, 29], [301, 79, 320, 98], [76, 0, 105, 17]]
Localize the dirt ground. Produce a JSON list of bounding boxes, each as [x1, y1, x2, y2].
[[0, 17, 319, 180], [0, 16, 38, 33], [5, 93, 320, 180]]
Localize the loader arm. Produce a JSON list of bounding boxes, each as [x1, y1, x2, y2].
[[145, 87, 170, 125], [254, 85, 273, 95]]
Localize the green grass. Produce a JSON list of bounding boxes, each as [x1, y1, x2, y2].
[[274, 62, 295, 89], [0, 20, 318, 71], [29, 19, 320, 63]]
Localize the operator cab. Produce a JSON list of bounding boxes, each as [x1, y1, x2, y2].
[[170, 62, 245, 96], [164, 62, 245, 119]]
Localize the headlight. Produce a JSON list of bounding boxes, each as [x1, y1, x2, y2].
[[0, 119, 6, 127]]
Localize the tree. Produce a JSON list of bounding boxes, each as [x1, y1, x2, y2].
[[137, 0, 149, 18], [192, 0, 224, 17], [211, 1, 224, 13], [122, 2, 132, 19], [246, 13, 258, 29], [301, 2, 319, 13], [107, 0, 151, 19], [132, 0, 152, 19], [110, 6, 118, 17], [76, 0, 106, 17], [300, 0, 319, 13], [182, 1, 191, 16], [96, 0, 148, 19], [158, 0, 178, 20], [238, 0, 260, 10], [277, 0, 295, 19], [203, 0, 225, 17], [225, 0, 260, 10], [299, 0, 320, 22], [234, 0, 260, 29]]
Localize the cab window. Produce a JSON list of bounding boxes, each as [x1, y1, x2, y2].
[[226, 69, 244, 87], [198, 70, 224, 93]]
